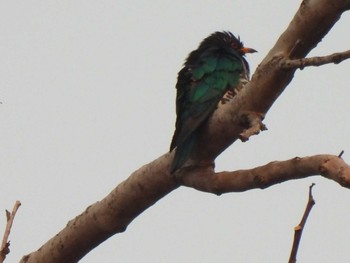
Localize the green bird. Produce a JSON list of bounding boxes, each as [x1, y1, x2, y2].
[[170, 31, 256, 173]]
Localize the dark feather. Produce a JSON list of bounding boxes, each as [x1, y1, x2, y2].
[[170, 31, 252, 173]]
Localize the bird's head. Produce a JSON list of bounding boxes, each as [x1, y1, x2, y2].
[[199, 31, 257, 56]]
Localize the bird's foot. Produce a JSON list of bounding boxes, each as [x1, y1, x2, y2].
[[221, 90, 237, 104]]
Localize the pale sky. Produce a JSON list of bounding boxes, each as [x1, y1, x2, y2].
[[1, 1, 350, 262]]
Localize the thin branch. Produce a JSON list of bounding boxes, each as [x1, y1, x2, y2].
[[0, 201, 21, 263], [288, 184, 316, 263], [338, 150, 344, 158], [281, 50, 350, 69], [179, 155, 350, 194]]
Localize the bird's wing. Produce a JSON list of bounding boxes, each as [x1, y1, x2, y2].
[[170, 51, 244, 151]]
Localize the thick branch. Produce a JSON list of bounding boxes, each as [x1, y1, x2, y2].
[[179, 155, 350, 194], [187, 0, 350, 167], [281, 49, 350, 69], [21, 1, 350, 262], [20, 154, 179, 263]]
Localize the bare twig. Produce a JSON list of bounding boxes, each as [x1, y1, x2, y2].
[[338, 150, 344, 158], [288, 184, 316, 263], [0, 201, 21, 263], [281, 50, 350, 69]]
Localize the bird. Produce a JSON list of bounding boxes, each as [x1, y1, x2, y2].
[[169, 31, 256, 173]]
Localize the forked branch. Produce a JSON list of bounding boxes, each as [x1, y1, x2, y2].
[[19, 0, 350, 262]]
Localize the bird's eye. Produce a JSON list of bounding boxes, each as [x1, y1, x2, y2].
[[231, 42, 239, 49]]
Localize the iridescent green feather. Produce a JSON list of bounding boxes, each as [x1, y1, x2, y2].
[[170, 32, 250, 173]]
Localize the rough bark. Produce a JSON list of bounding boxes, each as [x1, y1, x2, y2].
[[179, 155, 350, 194], [20, 0, 350, 262]]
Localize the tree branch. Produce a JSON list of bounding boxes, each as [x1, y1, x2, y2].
[[186, 0, 350, 167], [178, 155, 350, 194], [0, 201, 21, 263], [20, 154, 179, 263], [238, 112, 267, 142], [20, 0, 350, 262], [288, 184, 316, 263], [281, 50, 350, 69]]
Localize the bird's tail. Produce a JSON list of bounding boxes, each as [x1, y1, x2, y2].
[[170, 134, 196, 174]]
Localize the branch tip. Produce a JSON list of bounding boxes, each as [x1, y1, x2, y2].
[[288, 184, 316, 263], [309, 183, 316, 204], [309, 182, 315, 191], [5, 211, 10, 222], [338, 150, 344, 158]]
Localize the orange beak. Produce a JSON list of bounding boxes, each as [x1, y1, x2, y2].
[[240, 47, 257, 54]]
